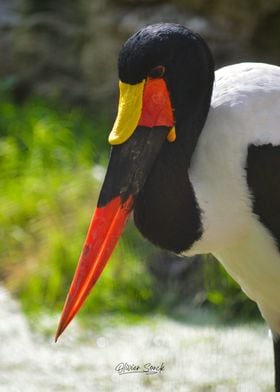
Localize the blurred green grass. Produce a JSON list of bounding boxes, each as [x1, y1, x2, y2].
[[0, 86, 157, 320]]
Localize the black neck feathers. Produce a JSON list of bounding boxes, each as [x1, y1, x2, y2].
[[134, 139, 203, 253]]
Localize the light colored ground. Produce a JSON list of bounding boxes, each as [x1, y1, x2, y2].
[[0, 287, 274, 391]]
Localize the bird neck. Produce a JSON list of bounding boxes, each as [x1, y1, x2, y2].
[[134, 37, 214, 253], [134, 141, 203, 253]]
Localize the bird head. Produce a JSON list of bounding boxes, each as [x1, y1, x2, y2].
[[55, 23, 214, 340]]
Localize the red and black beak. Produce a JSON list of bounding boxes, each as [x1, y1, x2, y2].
[[55, 76, 175, 341]]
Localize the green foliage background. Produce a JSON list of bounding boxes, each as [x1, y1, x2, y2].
[[0, 83, 155, 318]]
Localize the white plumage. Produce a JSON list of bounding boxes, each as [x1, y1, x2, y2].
[[187, 63, 280, 334]]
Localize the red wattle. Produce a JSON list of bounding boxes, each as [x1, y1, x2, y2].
[[138, 78, 174, 128]]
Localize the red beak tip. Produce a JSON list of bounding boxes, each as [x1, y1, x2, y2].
[[54, 317, 68, 342], [54, 326, 62, 343]]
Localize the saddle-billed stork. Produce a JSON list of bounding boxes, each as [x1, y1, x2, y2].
[[55, 23, 280, 389]]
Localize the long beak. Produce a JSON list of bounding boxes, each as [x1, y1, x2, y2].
[[55, 78, 174, 341]]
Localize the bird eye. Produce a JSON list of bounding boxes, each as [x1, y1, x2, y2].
[[149, 65, 165, 79]]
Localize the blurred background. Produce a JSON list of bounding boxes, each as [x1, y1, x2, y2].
[[0, 0, 280, 390]]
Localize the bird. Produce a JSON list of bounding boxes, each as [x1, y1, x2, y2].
[[55, 23, 280, 389]]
